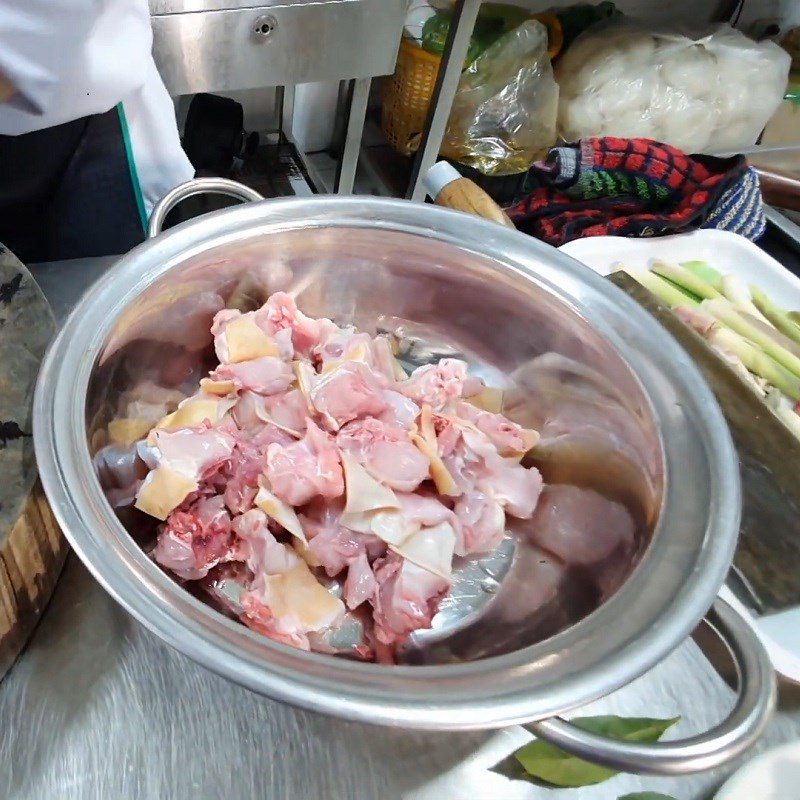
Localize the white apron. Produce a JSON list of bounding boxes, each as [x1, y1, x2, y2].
[[0, 0, 193, 218]]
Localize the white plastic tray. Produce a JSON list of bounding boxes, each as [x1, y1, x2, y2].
[[561, 229, 800, 683], [559, 229, 800, 310]]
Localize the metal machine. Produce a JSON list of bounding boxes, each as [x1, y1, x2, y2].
[[148, 0, 406, 193]]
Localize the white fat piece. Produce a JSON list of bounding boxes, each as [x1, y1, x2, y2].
[[411, 405, 459, 497], [341, 507, 415, 547], [107, 418, 153, 447], [341, 452, 399, 515], [255, 484, 307, 544], [221, 314, 280, 363], [261, 564, 344, 632], [199, 378, 237, 396], [292, 360, 317, 415], [134, 467, 198, 520], [156, 395, 237, 432], [391, 521, 456, 581], [253, 403, 303, 438]]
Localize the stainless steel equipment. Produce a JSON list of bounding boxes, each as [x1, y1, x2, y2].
[[33, 180, 775, 774], [148, 0, 406, 194], [149, 0, 404, 95]]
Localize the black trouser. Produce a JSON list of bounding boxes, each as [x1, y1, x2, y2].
[[0, 106, 146, 264]]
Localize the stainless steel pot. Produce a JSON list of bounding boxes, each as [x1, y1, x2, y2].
[[34, 179, 775, 775]]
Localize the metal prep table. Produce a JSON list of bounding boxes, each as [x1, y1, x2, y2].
[[2, 222, 800, 800], [148, 0, 406, 194]]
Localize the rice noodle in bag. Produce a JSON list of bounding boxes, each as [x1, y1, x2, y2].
[[555, 20, 790, 154]]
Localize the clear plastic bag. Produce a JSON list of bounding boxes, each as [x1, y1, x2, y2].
[[440, 19, 559, 176], [556, 20, 791, 154]]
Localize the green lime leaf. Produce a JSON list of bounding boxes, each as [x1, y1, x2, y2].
[[618, 794, 678, 800], [512, 716, 680, 788]]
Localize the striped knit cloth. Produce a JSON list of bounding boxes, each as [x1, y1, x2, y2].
[[507, 137, 766, 246]]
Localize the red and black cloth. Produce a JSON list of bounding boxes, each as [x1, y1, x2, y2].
[[507, 137, 766, 246]]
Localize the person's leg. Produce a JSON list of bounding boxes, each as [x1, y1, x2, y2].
[[0, 117, 88, 263], [46, 106, 145, 260]]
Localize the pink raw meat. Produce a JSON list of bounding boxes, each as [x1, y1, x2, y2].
[[211, 356, 293, 395], [258, 292, 339, 357], [480, 455, 542, 519], [529, 484, 635, 567], [210, 309, 240, 363], [344, 553, 377, 609], [233, 509, 319, 651], [369, 336, 400, 382], [301, 498, 385, 576], [265, 419, 344, 506], [232, 508, 302, 579], [395, 491, 457, 529], [453, 491, 506, 556], [210, 308, 295, 363], [215, 428, 290, 514], [150, 422, 236, 481], [232, 390, 269, 432], [260, 389, 308, 434], [316, 327, 371, 366], [132, 290, 553, 660], [337, 418, 429, 492], [153, 495, 236, 580], [233, 390, 306, 435], [455, 401, 530, 454], [378, 390, 420, 429], [310, 361, 388, 429], [371, 552, 449, 646], [440, 424, 543, 519], [239, 595, 312, 651], [314, 327, 400, 384], [399, 358, 468, 410]]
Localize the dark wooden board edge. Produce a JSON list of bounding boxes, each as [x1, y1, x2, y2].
[[0, 479, 68, 679], [610, 272, 800, 610]]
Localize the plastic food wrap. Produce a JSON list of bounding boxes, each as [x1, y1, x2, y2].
[[556, 21, 791, 154], [440, 19, 559, 176]]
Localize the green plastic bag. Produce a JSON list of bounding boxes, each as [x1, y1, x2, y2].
[[555, 1, 621, 53], [421, 3, 530, 67]]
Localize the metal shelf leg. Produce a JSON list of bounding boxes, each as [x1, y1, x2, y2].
[[406, 0, 481, 202], [335, 77, 372, 194]]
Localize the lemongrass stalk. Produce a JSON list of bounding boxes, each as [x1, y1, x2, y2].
[[620, 268, 700, 308], [650, 260, 722, 300], [711, 327, 800, 399], [751, 286, 800, 345], [738, 311, 800, 358], [765, 387, 800, 440], [702, 298, 800, 379], [659, 276, 703, 303], [720, 275, 770, 323], [680, 260, 723, 291]]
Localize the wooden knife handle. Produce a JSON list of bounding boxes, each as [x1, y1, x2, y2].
[[753, 165, 800, 212], [434, 177, 516, 228]]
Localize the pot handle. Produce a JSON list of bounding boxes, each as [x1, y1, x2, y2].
[[147, 178, 264, 239], [527, 598, 776, 776]]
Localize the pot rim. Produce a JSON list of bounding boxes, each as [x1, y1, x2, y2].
[[33, 196, 740, 729]]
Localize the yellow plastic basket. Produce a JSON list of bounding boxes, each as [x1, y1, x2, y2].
[[381, 17, 561, 158], [381, 38, 442, 157]]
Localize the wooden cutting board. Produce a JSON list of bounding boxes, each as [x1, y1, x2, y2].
[[611, 272, 800, 612], [0, 244, 67, 680]]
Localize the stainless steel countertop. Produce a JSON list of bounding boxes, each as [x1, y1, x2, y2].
[[2, 255, 798, 800]]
